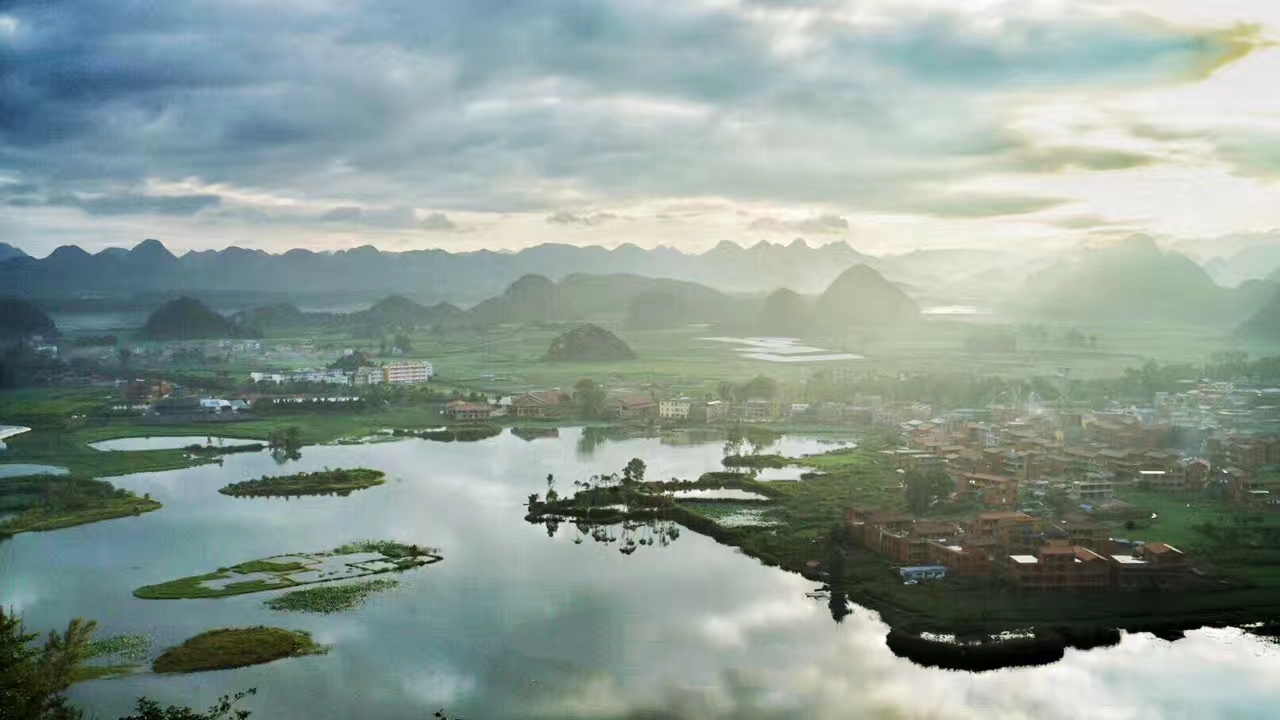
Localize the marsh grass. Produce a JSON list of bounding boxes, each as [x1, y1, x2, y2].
[[152, 627, 326, 674]]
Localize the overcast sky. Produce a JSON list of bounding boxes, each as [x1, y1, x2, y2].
[[1, 0, 1278, 257]]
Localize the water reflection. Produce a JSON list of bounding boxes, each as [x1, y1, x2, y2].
[[1, 428, 1278, 719]]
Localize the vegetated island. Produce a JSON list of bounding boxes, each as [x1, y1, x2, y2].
[[265, 578, 400, 613], [526, 443, 1280, 672], [133, 540, 440, 599], [0, 475, 160, 537], [152, 627, 326, 674], [218, 468, 386, 498]]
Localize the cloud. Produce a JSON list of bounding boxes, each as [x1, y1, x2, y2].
[[419, 211, 458, 231], [321, 206, 363, 222], [547, 211, 617, 226], [748, 214, 848, 234], [892, 193, 1067, 219], [0, 0, 1263, 252]]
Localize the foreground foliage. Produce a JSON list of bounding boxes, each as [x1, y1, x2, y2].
[[152, 627, 326, 674]]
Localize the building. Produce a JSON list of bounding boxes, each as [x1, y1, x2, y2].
[[382, 360, 433, 385], [972, 511, 1037, 553], [899, 565, 948, 583], [689, 400, 726, 424], [925, 541, 994, 578], [659, 398, 693, 421], [957, 473, 1018, 508], [352, 367, 383, 385], [609, 395, 656, 421], [444, 400, 491, 422], [512, 390, 566, 419], [1070, 473, 1115, 503], [1004, 544, 1110, 591]]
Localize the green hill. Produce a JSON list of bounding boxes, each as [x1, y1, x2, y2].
[[469, 275, 573, 326], [816, 264, 920, 327], [760, 288, 815, 336], [346, 295, 465, 330], [232, 303, 322, 335], [545, 324, 637, 362], [1237, 287, 1280, 344], [141, 297, 248, 340], [0, 299, 57, 340], [1018, 235, 1251, 325]]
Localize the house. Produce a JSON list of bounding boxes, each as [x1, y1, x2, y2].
[[925, 541, 993, 578], [659, 398, 692, 421], [445, 400, 491, 423], [972, 511, 1037, 553], [512, 390, 566, 419], [382, 360, 433, 385], [609, 395, 656, 421], [741, 399, 774, 423]]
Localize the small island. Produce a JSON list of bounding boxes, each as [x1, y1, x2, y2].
[[152, 627, 326, 674], [218, 468, 386, 498], [0, 475, 161, 537], [134, 540, 440, 599]]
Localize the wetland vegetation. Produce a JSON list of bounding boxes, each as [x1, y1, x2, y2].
[[218, 468, 386, 498], [133, 541, 440, 599], [265, 578, 401, 613], [0, 474, 160, 536], [152, 627, 326, 674]]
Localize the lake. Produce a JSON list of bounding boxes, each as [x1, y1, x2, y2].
[[4, 428, 1280, 719]]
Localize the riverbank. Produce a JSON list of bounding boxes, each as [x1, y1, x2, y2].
[[525, 451, 1280, 670], [0, 475, 161, 536]]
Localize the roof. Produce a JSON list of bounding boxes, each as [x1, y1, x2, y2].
[[1010, 555, 1039, 564], [964, 473, 1016, 484], [900, 565, 949, 573], [1074, 547, 1105, 562], [1110, 555, 1147, 565], [1144, 542, 1183, 555]]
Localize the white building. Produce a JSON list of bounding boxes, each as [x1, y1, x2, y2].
[[353, 367, 383, 386], [383, 360, 433, 385], [659, 398, 692, 420]]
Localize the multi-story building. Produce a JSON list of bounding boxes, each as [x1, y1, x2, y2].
[[1004, 544, 1110, 591], [659, 398, 692, 420], [512, 390, 566, 419], [352, 367, 383, 385], [1070, 473, 1115, 503], [382, 360, 433, 385]]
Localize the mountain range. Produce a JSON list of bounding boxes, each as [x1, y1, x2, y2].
[[0, 238, 875, 306]]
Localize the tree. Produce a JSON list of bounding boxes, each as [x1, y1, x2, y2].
[[268, 426, 302, 463], [394, 333, 413, 353], [904, 470, 951, 515], [1, 608, 94, 720], [739, 375, 778, 400], [572, 378, 607, 419], [622, 458, 646, 485]]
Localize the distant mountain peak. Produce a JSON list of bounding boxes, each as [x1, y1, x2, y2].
[[0, 242, 30, 262]]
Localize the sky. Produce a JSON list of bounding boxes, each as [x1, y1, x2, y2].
[[1, 0, 1278, 258]]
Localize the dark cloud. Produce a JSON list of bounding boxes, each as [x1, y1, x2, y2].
[[74, 192, 221, 216], [0, 0, 1256, 228], [748, 214, 848, 234], [321, 206, 364, 222], [419, 212, 458, 231], [547, 211, 617, 226]]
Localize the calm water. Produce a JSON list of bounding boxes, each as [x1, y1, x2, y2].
[[3, 428, 1280, 719], [0, 463, 69, 478], [89, 436, 262, 452]]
